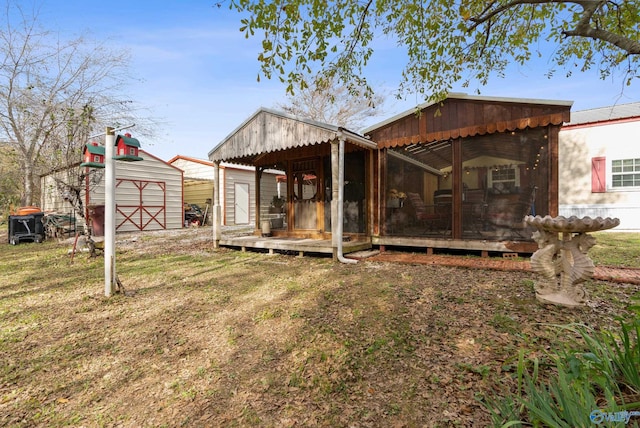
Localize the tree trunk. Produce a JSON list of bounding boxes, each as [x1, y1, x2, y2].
[[22, 161, 34, 206]]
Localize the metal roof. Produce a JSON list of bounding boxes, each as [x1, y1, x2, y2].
[[566, 102, 640, 125]]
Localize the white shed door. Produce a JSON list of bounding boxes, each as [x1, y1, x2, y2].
[[234, 183, 250, 225]]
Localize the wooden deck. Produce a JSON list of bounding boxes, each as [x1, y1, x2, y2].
[[373, 235, 537, 255], [219, 235, 372, 257]]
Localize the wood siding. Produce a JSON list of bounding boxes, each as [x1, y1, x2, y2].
[[211, 110, 341, 164], [367, 97, 570, 149]]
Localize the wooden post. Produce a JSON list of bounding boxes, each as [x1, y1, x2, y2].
[[548, 125, 560, 217], [255, 167, 263, 233], [212, 161, 221, 248]]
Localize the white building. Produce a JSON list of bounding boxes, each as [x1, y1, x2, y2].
[[168, 155, 283, 227], [559, 102, 640, 230]]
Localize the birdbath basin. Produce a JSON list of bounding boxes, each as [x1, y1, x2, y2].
[[524, 215, 620, 308]]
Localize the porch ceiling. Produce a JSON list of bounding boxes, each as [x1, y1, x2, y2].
[[394, 128, 548, 170], [208, 107, 375, 166]]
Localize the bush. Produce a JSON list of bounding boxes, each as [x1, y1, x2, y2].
[[482, 295, 640, 427]]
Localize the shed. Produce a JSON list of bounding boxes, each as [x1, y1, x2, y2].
[[558, 102, 640, 230], [168, 155, 283, 226], [41, 149, 184, 234]]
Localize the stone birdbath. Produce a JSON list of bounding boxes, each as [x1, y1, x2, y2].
[[524, 215, 620, 308]]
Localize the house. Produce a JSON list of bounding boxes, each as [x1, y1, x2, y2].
[[167, 155, 283, 226], [41, 149, 183, 234], [208, 95, 572, 257], [558, 102, 640, 230]]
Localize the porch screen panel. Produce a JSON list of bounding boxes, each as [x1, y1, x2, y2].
[[385, 143, 452, 238], [343, 151, 366, 233], [259, 165, 286, 231], [460, 128, 548, 241]]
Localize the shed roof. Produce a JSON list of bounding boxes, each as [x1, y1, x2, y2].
[[565, 101, 640, 126], [363, 93, 572, 150], [208, 107, 376, 165]]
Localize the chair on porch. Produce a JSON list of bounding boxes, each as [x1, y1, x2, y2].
[[463, 187, 490, 234], [485, 186, 537, 239], [406, 192, 450, 233]]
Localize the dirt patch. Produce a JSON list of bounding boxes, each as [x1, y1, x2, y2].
[[0, 227, 638, 427]]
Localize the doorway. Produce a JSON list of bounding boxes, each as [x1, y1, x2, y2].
[[234, 182, 250, 224]]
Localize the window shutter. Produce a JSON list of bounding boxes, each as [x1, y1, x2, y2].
[[591, 157, 606, 193]]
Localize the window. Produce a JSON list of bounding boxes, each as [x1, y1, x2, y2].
[[492, 168, 516, 183], [488, 166, 520, 193], [612, 158, 640, 188]]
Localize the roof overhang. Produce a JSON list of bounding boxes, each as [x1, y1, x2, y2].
[[362, 92, 573, 135], [208, 107, 376, 166], [364, 93, 572, 151]]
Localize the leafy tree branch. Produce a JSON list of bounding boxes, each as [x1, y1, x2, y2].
[[224, 0, 640, 104]]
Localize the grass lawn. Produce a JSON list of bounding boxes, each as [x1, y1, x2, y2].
[[590, 231, 640, 267], [0, 228, 638, 427]]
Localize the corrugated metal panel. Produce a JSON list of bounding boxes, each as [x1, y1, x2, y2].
[[567, 102, 640, 126], [184, 181, 214, 209], [169, 157, 214, 180], [40, 171, 78, 214]]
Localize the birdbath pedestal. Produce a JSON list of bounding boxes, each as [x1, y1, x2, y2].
[[524, 215, 620, 308]]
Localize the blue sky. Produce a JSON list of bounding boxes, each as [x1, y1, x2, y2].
[[37, 0, 639, 161]]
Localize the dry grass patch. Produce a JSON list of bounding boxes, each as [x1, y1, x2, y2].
[[0, 228, 638, 427]]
